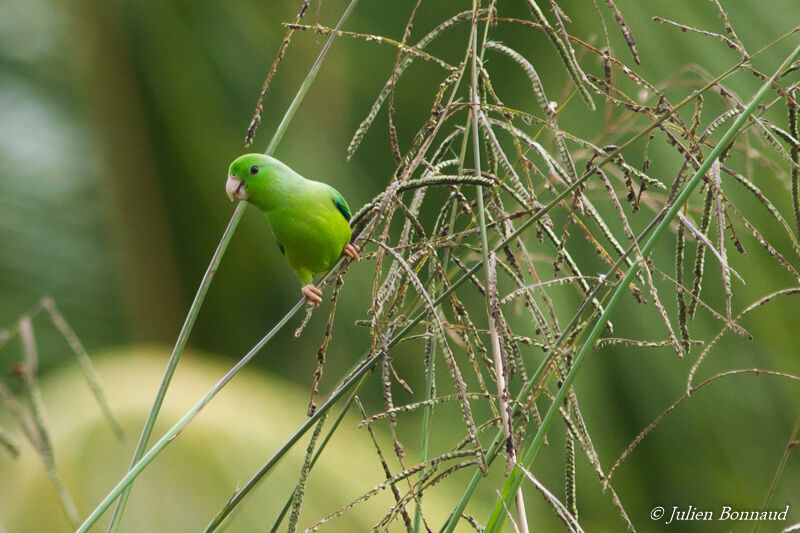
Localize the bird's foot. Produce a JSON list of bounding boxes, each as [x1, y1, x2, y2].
[[343, 243, 361, 262], [301, 284, 323, 307]]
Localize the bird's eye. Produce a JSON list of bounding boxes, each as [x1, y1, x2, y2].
[[249, 165, 259, 175]]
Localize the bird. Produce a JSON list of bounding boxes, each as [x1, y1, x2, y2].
[[226, 153, 360, 307]]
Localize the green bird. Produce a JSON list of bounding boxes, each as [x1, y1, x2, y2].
[[226, 154, 360, 306]]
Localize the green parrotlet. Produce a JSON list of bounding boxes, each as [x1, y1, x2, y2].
[[226, 154, 360, 306]]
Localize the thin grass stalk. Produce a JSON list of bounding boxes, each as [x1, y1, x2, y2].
[[18, 317, 80, 527], [216, 39, 768, 533], [244, 1, 312, 147], [76, 298, 306, 533], [441, 35, 800, 533], [676, 213, 690, 349], [523, 0, 594, 110], [374, 454, 483, 530], [89, 3, 360, 530], [606, 366, 800, 488], [790, 89, 800, 239], [483, 40, 800, 532], [41, 298, 124, 440], [266, 0, 359, 155], [0, 426, 19, 457], [439, 0, 496, 274], [488, 254, 528, 521], [356, 393, 415, 531], [752, 413, 800, 533], [710, 160, 733, 319], [518, 464, 583, 533], [308, 456, 479, 532], [0, 380, 40, 452], [287, 414, 327, 533], [346, 10, 473, 160], [413, 10, 496, 527], [564, 413, 578, 519], [688, 182, 715, 319], [267, 374, 369, 533], [469, 1, 528, 527], [412, 335, 436, 533], [360, 393, 509, 425]]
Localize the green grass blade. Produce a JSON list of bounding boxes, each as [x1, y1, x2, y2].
[[76, 299, 306, 533], [266, 380, 368, 533], [98, 2, 360, 531], [484, 39, 800, 533], [205, 36, 772, 531], [19, 317, 81, 527], [104, 201, 247, 533], [440, 33, 800, 533], [412, 337, 436, 533], [265, 0, 359, 156]]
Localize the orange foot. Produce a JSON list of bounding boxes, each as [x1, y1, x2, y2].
[[343, 243, 361, 262], [301, 284, 323, 307]]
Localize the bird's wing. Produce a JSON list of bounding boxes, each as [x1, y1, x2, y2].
[[326, 184, 352, 222]]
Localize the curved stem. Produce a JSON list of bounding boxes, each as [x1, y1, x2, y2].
[[440, 33, 799, 533], [105, 201, 246, 533], [484, 39, 800, 533], [99, 1, 360, 531], [77, 300, 305, 533]]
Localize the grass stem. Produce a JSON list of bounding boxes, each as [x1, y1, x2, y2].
[[440, 33, 799, 532], [483, 39, 800, 533], [470, 1, 529, 528], [753, 412, 800, 533], [99, 1, 359, 531], [19, 317, 81, 528], [104, 201, 247, 533]]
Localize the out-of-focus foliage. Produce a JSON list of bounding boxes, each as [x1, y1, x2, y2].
[[0, 348, 474, 531]]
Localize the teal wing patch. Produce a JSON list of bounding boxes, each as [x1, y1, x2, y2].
[[328, 185, 352, 222], [277, 242, 285, 255]]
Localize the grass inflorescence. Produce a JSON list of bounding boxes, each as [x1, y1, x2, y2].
[[62, 1, 800, 532]]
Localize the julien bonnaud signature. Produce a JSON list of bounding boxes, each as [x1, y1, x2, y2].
[[649, 504, 790, 524]]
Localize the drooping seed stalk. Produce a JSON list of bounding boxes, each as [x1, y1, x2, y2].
[[18, 318, 80, 527], [483, 40, 800, 533], [469, 0, 529, 528], [440, 32, 799, 532]]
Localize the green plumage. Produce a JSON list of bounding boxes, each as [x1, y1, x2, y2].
[[228, 154, 353, 285]]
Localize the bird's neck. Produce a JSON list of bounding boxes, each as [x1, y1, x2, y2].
[[250, 172, 303, 213]]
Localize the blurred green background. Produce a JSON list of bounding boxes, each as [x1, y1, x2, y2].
[[1, 0, 799, 531]]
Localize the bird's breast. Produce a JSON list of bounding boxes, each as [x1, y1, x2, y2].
[[267, 200, 350, 274]]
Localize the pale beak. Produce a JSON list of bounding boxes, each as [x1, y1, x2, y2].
[[225, 175, 249, 202]]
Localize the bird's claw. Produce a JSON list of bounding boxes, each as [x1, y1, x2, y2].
[[343, 243, 361, 262], [302, 284, 323, 307]]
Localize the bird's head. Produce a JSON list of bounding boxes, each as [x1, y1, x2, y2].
[[226, 153, 278, 204]]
